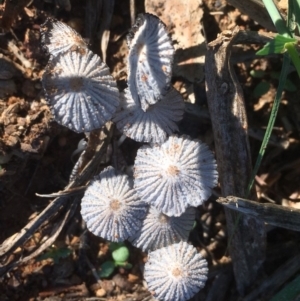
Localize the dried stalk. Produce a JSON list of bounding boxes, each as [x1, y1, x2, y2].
[[205, 28, 266, 295], [217, 196, 300, 232]]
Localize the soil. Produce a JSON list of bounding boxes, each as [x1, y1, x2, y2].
[[0, 0, 300, 300]]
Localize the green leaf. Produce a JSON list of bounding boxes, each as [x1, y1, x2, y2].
[[270, 274, 300, 301], [112, 246, 129, 262], [115, 261, 133, 269], [250, 69, 266, 78], [284, 42, 300, 78], [253, 82, 271, 97], [256, 35, 297, 55], [37, 247, 72, 264], [98, 261, 116, 278]]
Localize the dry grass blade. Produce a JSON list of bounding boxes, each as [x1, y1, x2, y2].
[[99, 0, 115, 62], [85, 0, 103, 43]]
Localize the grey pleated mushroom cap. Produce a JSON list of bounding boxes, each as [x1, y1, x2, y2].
[[129, 206, 195, 252], [134, 135, 218, 216], [40, 18, 88, 56], [42, 49, 120, 133], [127, 13, 174, 111], [144, 241, 208, 301], [113, 87, 184, 143], [80, 166, 148, 242]]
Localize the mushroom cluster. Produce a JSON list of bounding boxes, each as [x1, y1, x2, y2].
[[41, 18, 120, 133], [41, 14, 218, 301]]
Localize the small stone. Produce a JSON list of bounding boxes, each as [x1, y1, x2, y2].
[[95, 288, 106, 297]]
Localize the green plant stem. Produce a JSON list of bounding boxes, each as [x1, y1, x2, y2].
[[285, 42, 300, 77], [262, 0, 291, 36], [246, 54, 290, 196]]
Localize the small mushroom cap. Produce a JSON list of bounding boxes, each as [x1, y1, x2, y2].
[[42, 49, 120, 133], [81, 166, 148, 242], [144, 241, 208, 301], [113, 87, 184, 143], [40, 17, 88, 56], [129, 206, 195, 252], [127, 13, 174, 111], [134, 135, 218, 216]]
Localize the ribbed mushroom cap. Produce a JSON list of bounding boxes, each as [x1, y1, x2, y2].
[[129, 206, 195, 252], [113, 87, 184, 143], [42, 49, 120, 133], [127, 13, 174, 111], [81, 166, 148, 242], [40, 18, 88, 56], [134, 136, 218, 216], [144, 241, 208, 301]]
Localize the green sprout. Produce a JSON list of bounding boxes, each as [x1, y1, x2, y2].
[[98, 242, 132, 279], [256, 35, 300, 78]]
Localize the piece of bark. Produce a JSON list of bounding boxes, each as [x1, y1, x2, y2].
[[205, 28, 266, 295]]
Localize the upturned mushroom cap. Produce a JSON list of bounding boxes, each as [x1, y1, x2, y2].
[[40, 18, 88, 56], [144, 241, 208, 301], [129, 206, 195, 252], [113, 87, 184, 143], [81, 166, 148, 242], [42, 49, 120, 133], [134, 135, 218, 216], [127, 13, 174, 111]]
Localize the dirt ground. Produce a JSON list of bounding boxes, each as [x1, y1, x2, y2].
[[0, 0, 300, 300]]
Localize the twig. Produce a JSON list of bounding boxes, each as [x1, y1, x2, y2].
[[36, 185, 87, 198], [217, 196, 300, 232]]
